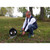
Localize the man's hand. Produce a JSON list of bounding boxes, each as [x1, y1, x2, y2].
[[22, 28, 24, 31], [22, 31, 25, 35]]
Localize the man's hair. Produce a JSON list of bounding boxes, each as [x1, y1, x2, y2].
[[26, 11, 31, 15]]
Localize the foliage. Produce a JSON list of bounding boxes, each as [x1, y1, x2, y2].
[[18, 7, 27, 17], [45, 7, 50, 15], [35, 14, 40, 19], [0, 7, 7, 16], [0, 7, 14, 17], [18, 7, 27, 13], [6, 7, 14, 17]]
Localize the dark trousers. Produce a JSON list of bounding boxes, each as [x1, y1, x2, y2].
[[27, 24, 37, 35]]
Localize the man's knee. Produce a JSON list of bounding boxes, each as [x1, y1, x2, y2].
[[28, 24, 32, 29]]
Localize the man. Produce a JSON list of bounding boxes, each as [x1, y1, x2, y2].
[[22, 11, 38, 37]]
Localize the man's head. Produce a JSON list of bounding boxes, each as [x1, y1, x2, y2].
[[26, 11, 31, 18]]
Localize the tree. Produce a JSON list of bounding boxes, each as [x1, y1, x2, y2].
[[0, 7, 7, 16], [29, 7, 33, 16], [6, 7, 14, 17], [40, 7, 46, 20], [18, 7, 27, 17], [45, 7, 50, 18]]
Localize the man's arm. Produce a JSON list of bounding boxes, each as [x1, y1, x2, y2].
[[22, 18, 26, 35], [22, 18, 26, 29], [24, 18, 36, 32]]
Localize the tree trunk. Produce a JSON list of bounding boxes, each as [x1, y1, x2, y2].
[[40, 7, 45, 20], [29, 7, 33, 16]]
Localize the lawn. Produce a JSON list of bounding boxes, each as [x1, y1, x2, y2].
[[0, 17, 50, 43]]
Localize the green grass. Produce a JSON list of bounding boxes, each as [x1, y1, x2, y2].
[[0, 17, 50, 43]]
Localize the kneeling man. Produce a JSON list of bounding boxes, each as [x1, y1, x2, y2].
[[22, 11, 38, 37]]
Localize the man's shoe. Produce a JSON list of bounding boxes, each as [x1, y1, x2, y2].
[[31, 35, 34, 38]]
